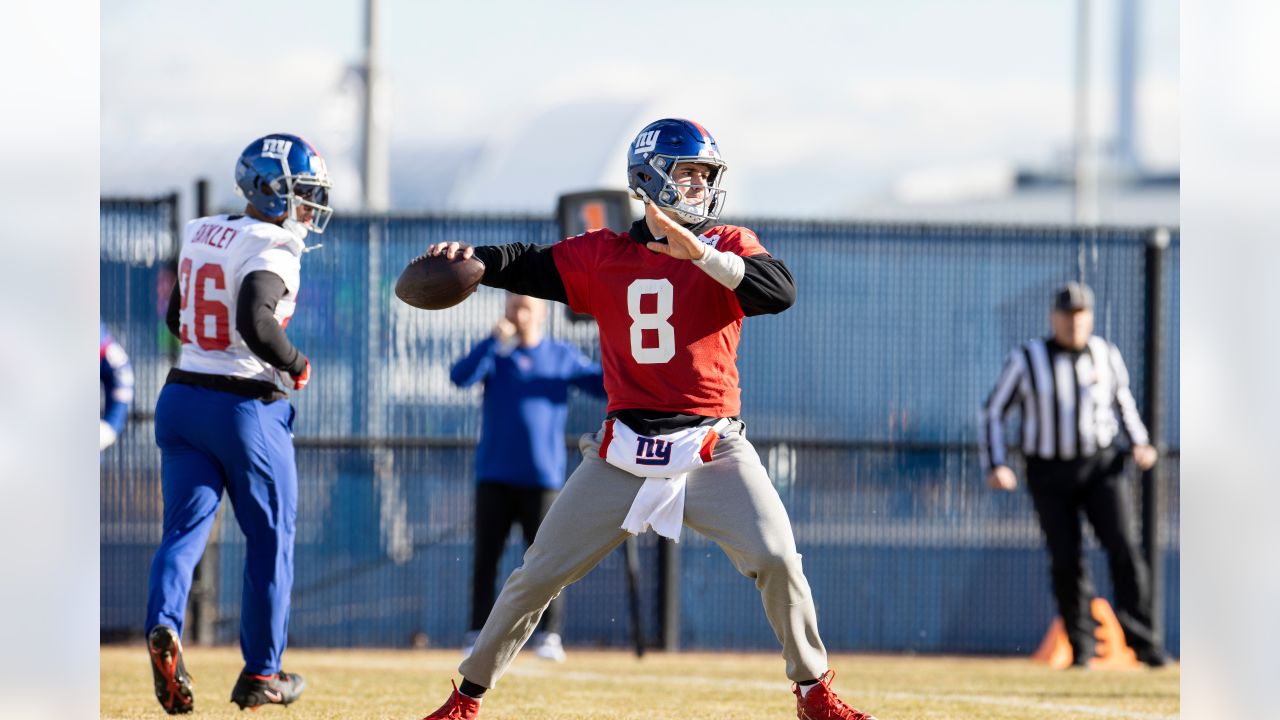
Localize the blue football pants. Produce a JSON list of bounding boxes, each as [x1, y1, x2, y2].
[[146, 382, 297, 675]]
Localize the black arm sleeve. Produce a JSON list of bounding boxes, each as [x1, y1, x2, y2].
[[235, 271, 308, 375], [471, 243, 569, 304], [166, 279, 181, 338], [734, 255, 797, 316]]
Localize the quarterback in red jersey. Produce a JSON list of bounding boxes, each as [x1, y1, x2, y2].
[[419, 119, 877, 720], [554, 197, 767, 418]]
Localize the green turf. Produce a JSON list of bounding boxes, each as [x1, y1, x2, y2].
[[102, 645, 1178, 719]]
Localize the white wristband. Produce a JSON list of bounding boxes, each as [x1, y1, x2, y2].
[[692, 244, 745, 289]]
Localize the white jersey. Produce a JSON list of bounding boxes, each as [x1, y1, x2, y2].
[[174, 214, 303, 382]]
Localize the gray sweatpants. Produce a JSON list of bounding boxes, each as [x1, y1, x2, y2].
[[457, 422, 829, 687]]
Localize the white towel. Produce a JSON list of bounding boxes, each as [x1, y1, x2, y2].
[[599, 418, 729, 542], [621, 475, 689, 541]]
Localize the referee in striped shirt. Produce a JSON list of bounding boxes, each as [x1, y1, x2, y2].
[[982, 282, 1168, 668]]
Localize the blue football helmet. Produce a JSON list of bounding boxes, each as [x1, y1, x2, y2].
[[626, 118, 727, 232], [234, 133, 334, 236]]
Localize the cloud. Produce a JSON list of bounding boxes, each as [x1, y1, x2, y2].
[[100, 1, 1178, 218]]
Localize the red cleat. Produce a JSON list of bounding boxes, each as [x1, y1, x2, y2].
[[421, 681, 482, 720], [795, 670, 878, 720]]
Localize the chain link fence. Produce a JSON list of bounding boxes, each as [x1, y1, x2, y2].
[[101, 201, 1179, 655]]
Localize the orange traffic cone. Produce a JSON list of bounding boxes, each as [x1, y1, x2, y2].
[[1031, 598, 1141, 669], [1031, 617, 1073, 668]]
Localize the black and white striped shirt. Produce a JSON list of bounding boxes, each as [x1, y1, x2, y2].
[[982, 336, 1149, 469]]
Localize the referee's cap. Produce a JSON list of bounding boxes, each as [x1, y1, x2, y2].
[[1053, 282, 1094, 312]]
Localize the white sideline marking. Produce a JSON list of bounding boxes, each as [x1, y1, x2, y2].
[[506, 666, 1177, 720], [879, 690, 1177, 720]]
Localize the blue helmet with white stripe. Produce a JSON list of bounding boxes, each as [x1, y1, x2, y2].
[[626, 118, 727, 233], [234, 133, 334, 235]]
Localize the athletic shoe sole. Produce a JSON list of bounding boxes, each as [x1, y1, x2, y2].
[[147, 626, 194, 715]]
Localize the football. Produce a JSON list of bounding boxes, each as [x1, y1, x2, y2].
[[394, 252, 485, 310]]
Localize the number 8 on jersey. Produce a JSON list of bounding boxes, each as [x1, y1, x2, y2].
[[627, 279, 675, 364]]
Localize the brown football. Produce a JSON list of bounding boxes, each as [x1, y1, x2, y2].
[[394, 253, 485, 310]]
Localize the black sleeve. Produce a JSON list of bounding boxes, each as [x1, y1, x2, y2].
[[165, 280, 181, 338], [235, 271, 308, 375], [735, 255, 796, 316], [471, 243, 569, 304]]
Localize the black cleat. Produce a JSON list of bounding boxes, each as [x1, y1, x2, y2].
[[229, 670, 306, 710], [147, 625, 194, 715]]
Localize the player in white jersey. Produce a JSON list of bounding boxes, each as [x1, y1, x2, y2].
[[144, 133, 332, 715], [172, 215, 305, 380]]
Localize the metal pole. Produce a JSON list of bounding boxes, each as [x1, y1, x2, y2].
[[658, 538, 680, 650], [1115, 0, 1139, 172], [1072, 0, 1098, 227], [625, 537, 645, 657], [167, 191, 182, 257], [1142, 227, 1169, 648], [167, 189, 183, 369], [361, 0, 399, 563], [195, 177, 210, 219], [188, 178, 219, 645], [362, 0, 389, 211]]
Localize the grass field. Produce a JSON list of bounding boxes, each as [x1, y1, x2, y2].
[[101, 645, 1178, 719]]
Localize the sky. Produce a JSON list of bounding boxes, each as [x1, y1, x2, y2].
[[101, 0, 1179, 220]]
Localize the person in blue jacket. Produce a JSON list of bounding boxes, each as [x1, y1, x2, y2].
[[450, 292, 606, 662], [101, 320, 135, 451]]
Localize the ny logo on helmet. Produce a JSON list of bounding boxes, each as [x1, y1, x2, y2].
[[633, 130, 660, 155], [261, 138, 293, 159], [635, 437, 673, 466]]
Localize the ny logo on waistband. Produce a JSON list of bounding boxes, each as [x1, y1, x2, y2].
[[635, 437, 673, 466]]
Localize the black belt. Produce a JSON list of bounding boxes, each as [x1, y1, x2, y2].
[[1025, 446, 1118, 465], [1025, 448, 1123, 483], [166, 368, 287, 402], [608, 409, 741, 437]]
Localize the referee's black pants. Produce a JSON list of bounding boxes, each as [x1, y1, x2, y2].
[[470, 481, 564, 635], [1025, 449, 1162, 661]]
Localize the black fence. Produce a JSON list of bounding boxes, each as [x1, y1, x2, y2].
[[101, 199, 1179, 656]]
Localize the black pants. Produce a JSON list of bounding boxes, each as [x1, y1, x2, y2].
[[470, 481, 563, 634], [1026, 449, 1162, 660]]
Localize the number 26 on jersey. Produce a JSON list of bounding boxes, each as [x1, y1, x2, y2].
[[178, 258, 231, 351]]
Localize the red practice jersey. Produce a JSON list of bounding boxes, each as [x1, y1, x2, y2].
[[552, 224, 768, 417]]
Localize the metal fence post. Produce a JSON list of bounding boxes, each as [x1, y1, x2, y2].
[[195, 178, 209, 220], [1142, 227, 1169, 647], [185, 180, 220, 645], [659, 538, 680, 651]]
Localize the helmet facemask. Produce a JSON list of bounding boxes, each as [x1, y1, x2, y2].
[[642, 155, 727, 228], [280, 175, 334, 235]]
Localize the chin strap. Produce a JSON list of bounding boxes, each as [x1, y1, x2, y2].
[[684, 218, 717, 235], [282, 218, 310, 242]]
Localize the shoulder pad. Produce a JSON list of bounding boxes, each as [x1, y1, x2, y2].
[[243, 221, 304, 252]]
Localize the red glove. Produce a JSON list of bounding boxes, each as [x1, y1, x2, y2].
[[290, 360, 311, 390]]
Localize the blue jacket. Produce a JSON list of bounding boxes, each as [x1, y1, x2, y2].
[[451, 336, 605, 489]]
